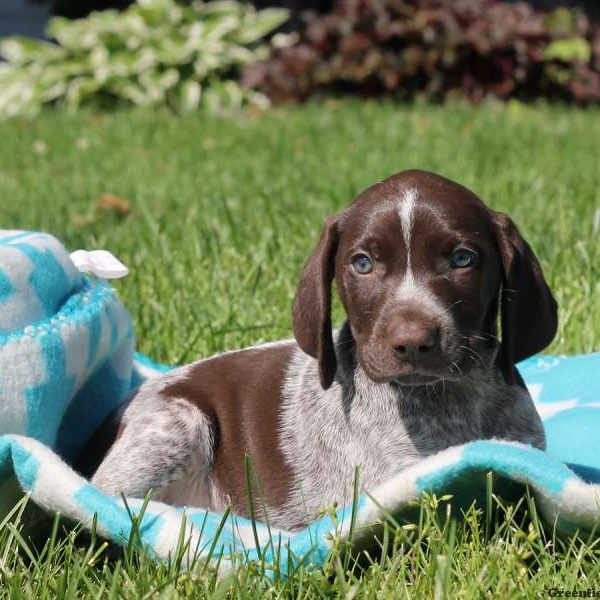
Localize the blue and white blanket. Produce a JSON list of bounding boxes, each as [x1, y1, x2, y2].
[[1, 230, 599, 574]]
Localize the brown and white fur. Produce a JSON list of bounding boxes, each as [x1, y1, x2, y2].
[[79, 170, 558, 531]]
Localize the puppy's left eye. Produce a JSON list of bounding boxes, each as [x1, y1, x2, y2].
[[450, 248, 478, 269], [352, 254, 373, 274]]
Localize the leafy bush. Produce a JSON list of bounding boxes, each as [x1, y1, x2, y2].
[[243, 0, 600, 103], [0, 0, 288, 118]]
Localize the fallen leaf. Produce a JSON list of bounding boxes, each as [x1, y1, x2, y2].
[[71, 193, 133, 227], [95, 193, 132, 217]]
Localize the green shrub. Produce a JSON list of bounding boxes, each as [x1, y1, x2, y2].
[[244, 0, 600, 104], [0, 0, 288, 118]]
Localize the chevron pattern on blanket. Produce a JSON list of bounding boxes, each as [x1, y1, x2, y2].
[[0, 231, 82, 333], [0, 230, 135, 456]]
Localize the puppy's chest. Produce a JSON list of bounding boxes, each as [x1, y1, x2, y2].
[[345, 387, 485, 467], [280, 367, 487, 495]]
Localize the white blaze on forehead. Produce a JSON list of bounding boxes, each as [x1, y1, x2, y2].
[[398, 188, 418, 254], [397, 188, 418, 292]]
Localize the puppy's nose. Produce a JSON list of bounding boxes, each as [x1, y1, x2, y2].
[[391, 324, 440, 361]]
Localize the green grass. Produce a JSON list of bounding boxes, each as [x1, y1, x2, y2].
[[0, 101, 599, 597]]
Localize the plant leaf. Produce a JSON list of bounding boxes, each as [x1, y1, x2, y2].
[[0, 37, 65, 65], [544, 38, 591, 63]]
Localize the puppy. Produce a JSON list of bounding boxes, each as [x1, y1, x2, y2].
[[81, 170, 557, 530]]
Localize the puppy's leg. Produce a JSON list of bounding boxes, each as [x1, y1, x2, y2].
[[91, 394, 214, 500]]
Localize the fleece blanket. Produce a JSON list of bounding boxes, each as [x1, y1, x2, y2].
[[0, 229, 599, 574]]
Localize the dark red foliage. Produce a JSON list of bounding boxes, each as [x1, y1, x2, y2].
[[243, 0, 600, 103]]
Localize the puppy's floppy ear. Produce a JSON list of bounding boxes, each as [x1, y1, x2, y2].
[[492, 211, 558, 384], [292, 215, 339, 389]]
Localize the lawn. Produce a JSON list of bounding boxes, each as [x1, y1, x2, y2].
[[0, 101, 599, 597]]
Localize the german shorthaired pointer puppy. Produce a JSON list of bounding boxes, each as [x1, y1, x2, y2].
[[81, 170, 558, 530]]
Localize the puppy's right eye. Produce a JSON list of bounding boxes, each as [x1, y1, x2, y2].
[[450, 248, 478, 269], [352, 254, 373, 274]]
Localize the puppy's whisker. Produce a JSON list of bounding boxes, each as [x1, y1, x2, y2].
[[451, 360, 463, 377], [440, 378, 447, 401], [458, 344, 486, 369], [468, 333, 500, 343]]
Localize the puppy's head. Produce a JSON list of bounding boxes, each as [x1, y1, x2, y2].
[[292, 170, 558, 389]]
